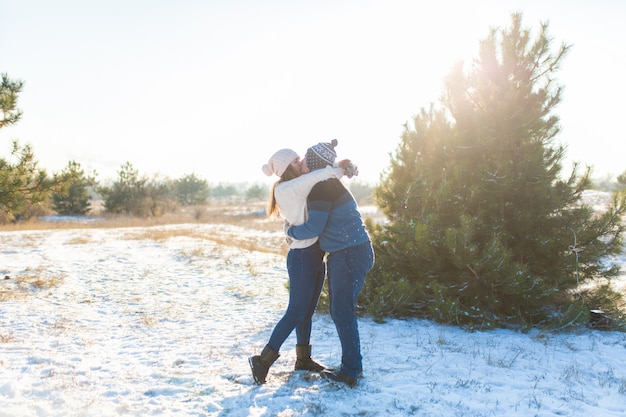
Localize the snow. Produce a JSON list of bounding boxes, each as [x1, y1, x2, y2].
[[1, 196, 625, 416]]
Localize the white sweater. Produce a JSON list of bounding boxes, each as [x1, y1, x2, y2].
[[274, 166, 343, 249]]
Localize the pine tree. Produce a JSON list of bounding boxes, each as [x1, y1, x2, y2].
[[52, 161, 97, 215], [0, 73, 55, 222], [617, 170, 626, 189], [99, 162, 173, 217], [99, 162, 149, 216], [0, 73, 23, 128], [173, 173, 209, 205], [365, 14, 626, 330]]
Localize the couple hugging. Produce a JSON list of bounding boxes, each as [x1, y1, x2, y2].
[[250, 139, 374, 388]]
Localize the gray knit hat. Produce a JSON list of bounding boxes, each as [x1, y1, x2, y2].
[[305, 139, 338, 171]]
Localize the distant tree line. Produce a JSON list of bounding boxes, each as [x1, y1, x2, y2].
[[0, 153, 287, 221]]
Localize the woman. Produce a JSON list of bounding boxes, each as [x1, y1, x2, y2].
[[249, 142, 350, 384], [286, 140, 373, 388]]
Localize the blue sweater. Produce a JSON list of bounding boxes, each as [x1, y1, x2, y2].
[[286, 178, 370, 253]]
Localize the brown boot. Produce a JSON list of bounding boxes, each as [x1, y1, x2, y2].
[[294, 344, 326, 372], [320, 368, 358, 387], [249, 345, 280, 384]]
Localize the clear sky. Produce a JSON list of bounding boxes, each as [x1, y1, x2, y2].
[[1, 0, 624, 185]]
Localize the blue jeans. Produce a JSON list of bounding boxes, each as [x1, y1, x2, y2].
[[268, 241, 326, 351], [327, 241, 374, 378]]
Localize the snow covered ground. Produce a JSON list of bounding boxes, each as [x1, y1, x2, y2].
[[1, 192, 625, 416]]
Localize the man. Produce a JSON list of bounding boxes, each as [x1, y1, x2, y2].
[[287, 139, 374, 387]]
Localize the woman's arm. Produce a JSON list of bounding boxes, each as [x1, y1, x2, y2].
[[279, 166, 342, 197]]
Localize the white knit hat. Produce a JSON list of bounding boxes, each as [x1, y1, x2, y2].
[[262, 148, 298, 177]]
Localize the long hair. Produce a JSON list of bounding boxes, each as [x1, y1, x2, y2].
[[267, 164, 301, 218]]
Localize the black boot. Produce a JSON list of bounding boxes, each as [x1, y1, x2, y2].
[[294, 344, 326, 372], [320, 368, 358, 388], [249, 345, 280, 384]]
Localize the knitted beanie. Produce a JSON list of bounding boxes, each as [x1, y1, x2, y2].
[[305, 139, 338, 172], [262, 149, 298, 177]]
